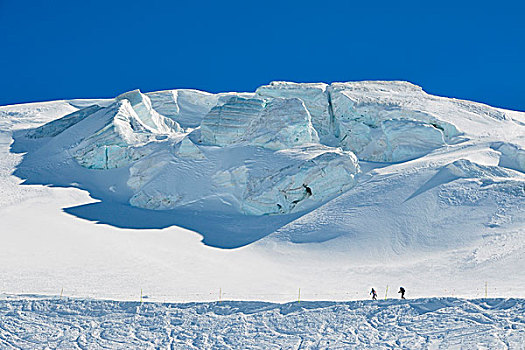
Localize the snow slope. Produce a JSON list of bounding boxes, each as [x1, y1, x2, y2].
[[0, 80, 524, 308], [0, 296, 524, 349]]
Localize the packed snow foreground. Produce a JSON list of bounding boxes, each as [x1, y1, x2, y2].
[[1, 296, 524, 349]]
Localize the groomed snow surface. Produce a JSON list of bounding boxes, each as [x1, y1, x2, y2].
[[1, 80, 525, 348], [1, 296, 524, 349]]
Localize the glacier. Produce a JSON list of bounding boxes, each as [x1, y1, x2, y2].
[[491, 142, 525, 173], [241, 147, 358, 215], [329, 81, 462, 162], [9, 80, 525, 219], [5, 80, 525, 232], [1, 81, 525, 335], [199, 96, 266, 146], [256, 81, 332, 137]]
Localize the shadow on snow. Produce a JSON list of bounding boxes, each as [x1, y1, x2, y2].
[[9, 129, 302, 249]]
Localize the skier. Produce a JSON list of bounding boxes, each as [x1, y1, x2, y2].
[[398, 287, 406, 299], [370, 288, 377, 300]]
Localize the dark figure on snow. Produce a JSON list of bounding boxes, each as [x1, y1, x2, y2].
[[370, 288, 377, 300], [398, 287, 406, 299], [303, 184, 312, 196]]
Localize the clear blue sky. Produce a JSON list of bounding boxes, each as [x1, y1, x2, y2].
[[1, 0, 524, 110]]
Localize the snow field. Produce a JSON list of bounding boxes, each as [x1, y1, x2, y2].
[[0, 81, 525, 348], [0, 297, 523, 349]]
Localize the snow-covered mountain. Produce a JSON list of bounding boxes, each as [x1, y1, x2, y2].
[[13, 81, 525, 216], [0, 81, 524, 304]]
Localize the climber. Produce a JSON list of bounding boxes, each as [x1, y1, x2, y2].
[[303, 184, 312, 196], [370, 288, 377, 300], [398, 287, 406, 299]]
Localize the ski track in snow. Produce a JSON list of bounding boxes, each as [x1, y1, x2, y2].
[[0, 297, 524, 349]]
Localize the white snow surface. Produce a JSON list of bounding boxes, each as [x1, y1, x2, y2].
[[1, 296, 524, 349], [0, 81, 524, 319]]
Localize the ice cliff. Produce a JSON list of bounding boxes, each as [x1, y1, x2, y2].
[[25, 81, 525, 216]]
